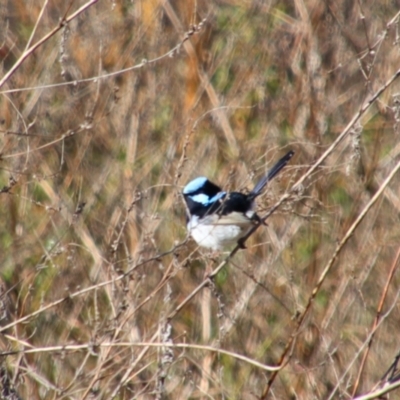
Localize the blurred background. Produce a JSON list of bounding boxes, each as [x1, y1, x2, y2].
[[1, 1, 400, 399]]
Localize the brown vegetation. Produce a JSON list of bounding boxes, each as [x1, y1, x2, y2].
[[1, 1, 400, 399]]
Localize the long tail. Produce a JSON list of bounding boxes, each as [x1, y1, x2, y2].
[[249, 150, 294, 198]]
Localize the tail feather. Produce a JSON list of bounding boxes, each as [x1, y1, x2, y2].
[[250, 150, 294, 198]]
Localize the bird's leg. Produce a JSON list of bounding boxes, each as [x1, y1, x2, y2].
[[252, 213, 267, 226], [237, 237, 247, 249]]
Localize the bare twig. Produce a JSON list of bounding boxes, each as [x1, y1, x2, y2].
[[262, 156, 400, 399], [351, 245, 400, 396], [0, 0, 99, 89], [0, 340, 280, 372], [353, 379, 400, 400]]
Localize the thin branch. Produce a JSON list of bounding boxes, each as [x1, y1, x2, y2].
[[0, 0, 99, 89], [0, 242, 187, 334], [261, 156, 400, 399], [0, 340, 280, 372], [24, 0, 51, 51], [353, 379, 400, 400], [0, 16, 206, 94], [351, 245, 400, 396], [326, 292, 400, 399]]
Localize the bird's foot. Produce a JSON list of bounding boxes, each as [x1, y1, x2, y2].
[[237, 238, 247, 249], [253, 214, 267, 226]]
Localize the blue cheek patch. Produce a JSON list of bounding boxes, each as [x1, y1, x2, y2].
[[183, 177, 208, 194], [190, 193, 210, 204], [190, 191, 226, 205]]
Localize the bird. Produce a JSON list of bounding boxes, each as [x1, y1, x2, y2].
[[182, 150, 294, 250]]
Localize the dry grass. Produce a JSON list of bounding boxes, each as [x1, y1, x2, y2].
[[1, 1, 400, 399]]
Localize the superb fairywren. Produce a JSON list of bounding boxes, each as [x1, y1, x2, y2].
[[182, 150, 294, 250]]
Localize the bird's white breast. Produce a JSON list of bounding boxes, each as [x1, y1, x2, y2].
[[187, 213, 254, 250]]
